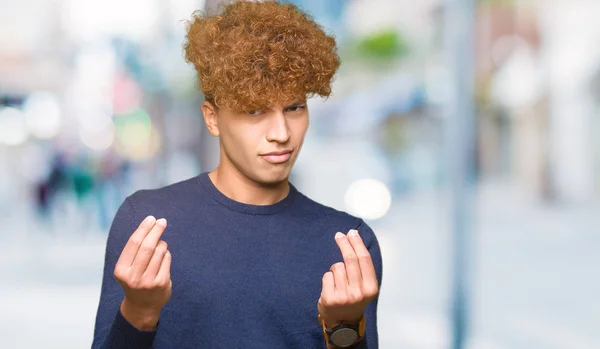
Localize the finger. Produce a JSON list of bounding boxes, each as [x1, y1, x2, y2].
[[131, 218, 167, 273], [347, 229, 377, 288], [321, 271, 335, 299], [330, 262, 347, 292], [117, 215, 156, 267], [335, 232, 362, 287], [143, 240, 168, 278], [156, 250, 172, 284]]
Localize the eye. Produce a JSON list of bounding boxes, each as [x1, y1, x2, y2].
[[247, 109, 263, 116], [286, 104, 306, 112]]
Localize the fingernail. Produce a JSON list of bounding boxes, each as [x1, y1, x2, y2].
[[335, 232, 344, 239], [144, 216, 156, 226], [157, 218, 167, 227], [348, 229, 358, 237]]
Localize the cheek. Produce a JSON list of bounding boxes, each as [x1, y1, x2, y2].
[[291, 116, 309, 140], [224, 124, 262, 154]]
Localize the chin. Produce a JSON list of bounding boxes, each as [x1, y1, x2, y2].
[[254, 167, 291, 187]]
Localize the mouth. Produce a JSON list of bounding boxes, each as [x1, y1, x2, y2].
[[260, 150, 293, 164]]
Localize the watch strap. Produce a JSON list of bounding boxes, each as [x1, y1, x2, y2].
[[318, 313, 366, 344]]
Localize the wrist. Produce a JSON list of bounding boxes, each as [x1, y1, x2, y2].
[[320, 314, 363, 328], [319, 313, 366, 348], [120, 298, 161, 331]]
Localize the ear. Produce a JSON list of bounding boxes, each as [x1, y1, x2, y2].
[[201, 101, 220, 137]]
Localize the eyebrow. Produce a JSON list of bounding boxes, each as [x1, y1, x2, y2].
[[284, 100, 306, 108], [253, 100, 306, 113]]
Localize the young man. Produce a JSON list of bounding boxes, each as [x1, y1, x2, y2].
[[92, 1, 383, 348]]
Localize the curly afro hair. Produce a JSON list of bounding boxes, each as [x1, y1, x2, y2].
[[183, 0, 341, 112]]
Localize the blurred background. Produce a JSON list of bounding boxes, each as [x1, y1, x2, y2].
[[1, 0, 599, 348]]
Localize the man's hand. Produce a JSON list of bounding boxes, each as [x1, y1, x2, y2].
[[318, 229, 379, 329], [113, 215, 172, 330]]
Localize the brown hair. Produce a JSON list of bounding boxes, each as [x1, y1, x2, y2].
[[183, 0, 340, 111]]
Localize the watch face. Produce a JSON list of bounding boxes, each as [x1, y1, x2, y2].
[[330, 328, 359, 347]]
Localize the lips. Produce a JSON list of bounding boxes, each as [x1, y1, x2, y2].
[[261, 150, 293, 164]]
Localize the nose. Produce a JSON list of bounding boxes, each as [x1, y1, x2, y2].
[[265, 111, 290, 144]]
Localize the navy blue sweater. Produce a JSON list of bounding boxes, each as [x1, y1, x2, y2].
[[92, 172, 383, 348]]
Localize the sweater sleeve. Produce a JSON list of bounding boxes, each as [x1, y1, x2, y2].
[[353, 220, 383, 349], [91, 197, 158, 349]]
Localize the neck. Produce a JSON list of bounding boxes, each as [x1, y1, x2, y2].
[[208, 162, 290, 206]]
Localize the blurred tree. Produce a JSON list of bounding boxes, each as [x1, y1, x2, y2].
[[356, 29, 408, 61]]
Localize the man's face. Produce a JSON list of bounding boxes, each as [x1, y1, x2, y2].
[[205, 99, 309, 185]]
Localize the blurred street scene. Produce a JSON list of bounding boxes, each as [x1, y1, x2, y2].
[[1, 0, 599, 348]]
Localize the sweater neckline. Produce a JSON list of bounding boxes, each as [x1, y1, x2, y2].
[[196, 172, 298, 215]]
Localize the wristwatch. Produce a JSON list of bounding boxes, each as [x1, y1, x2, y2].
[[318, 314, 366, 348]]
